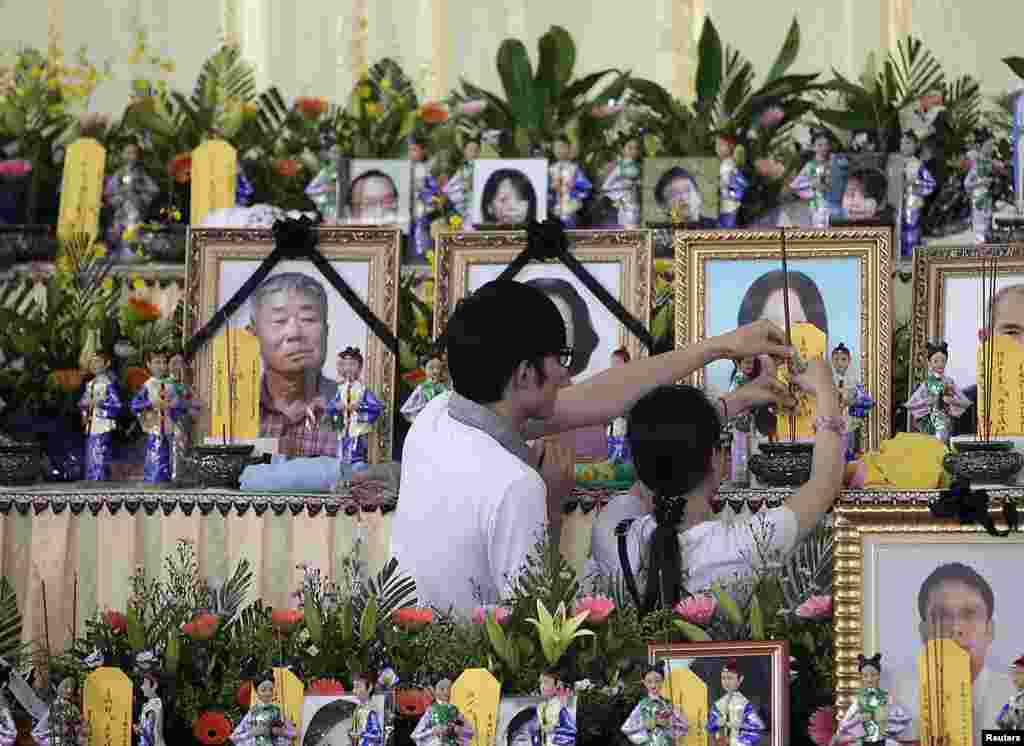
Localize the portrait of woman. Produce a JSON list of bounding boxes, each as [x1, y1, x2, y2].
[[838, 168, 894, 225], [524, 277, 601, 378], [737, 269, 830, 335], [471, 161, 548, 226]]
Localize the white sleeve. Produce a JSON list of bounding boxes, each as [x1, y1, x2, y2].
[[488, 475, 547, 599]]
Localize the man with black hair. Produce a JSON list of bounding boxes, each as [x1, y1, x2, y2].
[[391, 279, 793, 615], [347, 169, 399, 223], [889, 561, 1015, 745]]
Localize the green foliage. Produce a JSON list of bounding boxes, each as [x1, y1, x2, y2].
[[0, 578, 25, 665], [1005, 57, 1024, 81]]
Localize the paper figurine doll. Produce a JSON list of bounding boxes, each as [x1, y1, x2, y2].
[[707, 659, 767, 746], [607, 348, 632, 463], [548, 135, 592, 228], [167, 353, 200, 482], [134, 672, 165, 746], [400, 352, 449, 423], [529, 668, 576, 746], [131, 350, 184, 483], [32, 674, 89, 746], [349, 672, 384, 746], [104, 142, 159, 256], [410, 135, 441, 256], [997, 655, 1024, 731], [229, 671, 297, 746], [79, 351, 123, 481], [716, 133, 749, 228], [906, 342, 970, 445], [305, 147, 340, 223], [411, 677, 474, 746], [0, 691, 15, 746], [897, 131, 936, 259], [443, 139, 481, 220], [602, 137, 643, 228], [790, 128, 844, 228], [965, 128, 997, 244], [832, 654, 909, 746], [831, 343, 874, 460], [727, 356, 760, 484], [327, 347, 384, 472], [621, 663, 689, 745]]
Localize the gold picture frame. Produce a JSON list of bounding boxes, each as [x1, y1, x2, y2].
[[184, 227, 400, 463], [909, 244, 1024, 402], [674, 227, 893, 450], [833, 492, 1024, 734], [432, 230, 655, 371]]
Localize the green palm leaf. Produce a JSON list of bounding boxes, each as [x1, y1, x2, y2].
[[695, 17, 724, 110], [368, 58, 419, 109], [885, 37, 944, 107], [363, 557, 417, 619], [1005, 57, 1024, 81], [0, 578, 23, 662], [764, 18, 801, 85]]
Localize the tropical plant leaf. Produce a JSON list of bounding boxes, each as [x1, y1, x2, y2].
[[368, 58, 418, 108], [720, 50, 754, 123], [536, 26, 575, 100], [256, 87, 291, 137], [695, 17, 724, 110], [213, 558, 253, 623], [886, 37, 944, 107], [0, 577, 23, 663], [780, 522, 834, 610], [764, 18, 801, 85], [364, 557, 417, 618], [815, 106, 877, 133], [1004, 57, 1024, 81], [673, 619, 712, 642], [497, 38, 543, 132]]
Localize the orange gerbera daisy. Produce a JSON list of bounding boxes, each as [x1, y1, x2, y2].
[[309, 678, 346, 696], [127, 296, 161, 322], [193, 710, 233, 745], [392, 607, 433, 630], [125, 366, 150, 391], [295, 96, 329, 119], [169, 153, 192, 183], [102, 609, 128, 632], [270, 608, 304, 631], [419, 102, 449, 125], [273, 158, 302, 178]]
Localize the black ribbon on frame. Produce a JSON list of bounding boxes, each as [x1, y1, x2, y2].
[[184, 216, 399, 359], [492, 219, 655, 352], [930, 479, 1020, 538]]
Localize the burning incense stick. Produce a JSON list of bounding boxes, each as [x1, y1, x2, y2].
[[780, 228, 797, 442]]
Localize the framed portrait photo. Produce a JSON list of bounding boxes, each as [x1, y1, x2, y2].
[[642, 157, 720, 227], [185, 227, 400, 463], [910, 244, 1024, 409], [338, 159, 412, 230], [674, 227, 893, 449], [834, 493, 1024, 740], [648, 640, 790, 746], [831, 153, 897, 228], [471, 158, 548, 227], [433, 229, 654, 383]]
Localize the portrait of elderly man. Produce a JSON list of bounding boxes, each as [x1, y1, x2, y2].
[[346, 169, 400, 224], [247, 272, 338, 457]]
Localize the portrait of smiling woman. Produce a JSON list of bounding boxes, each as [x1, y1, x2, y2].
[[471, 159, 548, 226]]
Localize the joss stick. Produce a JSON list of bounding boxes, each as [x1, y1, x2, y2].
[[225, 322, 234, 444], [780, 228, 797, 442], [71, 573, 77, 641], [41, 579, 50, 666]]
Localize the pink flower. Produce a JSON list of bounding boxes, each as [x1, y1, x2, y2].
[[807, 706, 836, 746], [795, 594, 833, 620], [457, 100, 486, 116], [674, 594, 717, 625], [920, 93, 944, 112], [759, 106, 785, 128], [573, 595, 615, 625], [590, 103, 624, 119], [472, 606, 510, 626], [0, 160, 32, 178]]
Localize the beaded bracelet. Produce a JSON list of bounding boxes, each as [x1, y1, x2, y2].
[[812, 415, 847, 436]]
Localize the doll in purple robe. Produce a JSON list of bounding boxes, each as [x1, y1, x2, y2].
[[349, 671, 384, 746], [79, 351, 123, 481], [607, 348, 632, 463], [906, 341, 970, 445], [548, 135, 592, 228], [708, 659, 766, 746], [410, 135, 441, 256], [327, 347, 384, 472], [898, 131, 936, 260], [727, 356, 760, 484], [0, 691, 15, 746], [621, 663, 688, 745], [229, 671, 297, 746], [131, 349, 184, 483], [168, 354, 201, 482], [716, 133, 749, 228], [529, 668, 576, 746], [410, 677, 474, 746], [443, 139, 480, 221], [790, 128, 842, 227], [832, 343, 874, 460]]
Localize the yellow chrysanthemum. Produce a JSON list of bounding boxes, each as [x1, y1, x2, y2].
[[30, 66, 43, 79], [101, 277, 114, 291], [365, 102, 382, 117], [415, 313, 428, 338], [379, 78, 392, 90], [172, 210, 182, 222], [132, 276, 146, 290], [121, 225, 140, 243], [422, 279, 435, 300], [357, 84, 372, 100], [56, 256, 72, 274], [92, 244, 107, 259], [449, 215, 462, 230]]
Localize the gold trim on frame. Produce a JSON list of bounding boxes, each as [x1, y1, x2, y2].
[[185, 227, 400, 463], [674, 227, 893, 450], [909, 244, 1024, 397], [832, 492, 1023, 713], [432, 229, 655, 365]]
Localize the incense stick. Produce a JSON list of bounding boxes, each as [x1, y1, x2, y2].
[[225, 322, 234, 444], [41, 579, 50, 665], [780, 228, 797, 442], [71, 573, 77, 642]]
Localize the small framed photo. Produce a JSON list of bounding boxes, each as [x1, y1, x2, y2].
[[648, 640, 790, 746], [642, 157, 720, 226], [833, 153, 897, 227], [471, 159, 548, 226], [339, 159, 412, 230]]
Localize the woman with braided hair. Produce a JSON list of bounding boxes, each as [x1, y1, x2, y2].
[[595, 357, 844, 613]]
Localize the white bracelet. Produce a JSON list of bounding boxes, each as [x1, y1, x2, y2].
[[812, 415, 847, 436]]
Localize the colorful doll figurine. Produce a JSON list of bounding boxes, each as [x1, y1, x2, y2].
[[230, 671, 297, 746], [997, 655, 1024, 730], [832, 654, 909, 746], [831, 343, 874, 461], [707, 659, 766, 746], [167, 353, 201, 482], [411, 677, 474, 746], [443, 138, 481, 221], [965, 128, 997, 244], [410, 134, 441, 256], [602, 136, 643, 228], [898, 131, 936, 260], [790, 128, 840, 228], [327, 347, 385, 472], [33, 673, 88, 746], [548, 134, 593, 228], [79, 351, 123, 481], [400, 351, 449, 424], [349, 671, 384, 746], [305, 146, 341, 223], [134, 672, 165, 746], [131, 349, 183, 483], [727, 356, 759, 485], [0, 691, 15, 746], [104, 142, 160, 257], [716, 133, 749, 228], [621, 663, 689, 745], [906, 342, 970, 445], [531, 667, 576, 746], [607, 348, 632, 463]]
